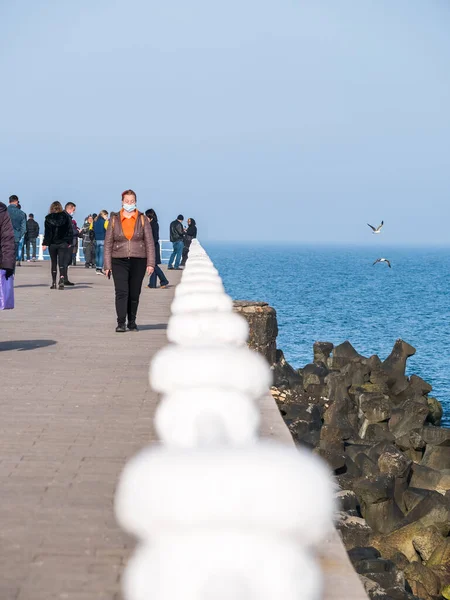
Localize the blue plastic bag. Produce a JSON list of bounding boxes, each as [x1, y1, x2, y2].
[[0, 270, 14, 310]]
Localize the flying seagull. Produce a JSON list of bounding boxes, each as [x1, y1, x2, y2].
[[367, 221, 384, 234], [373, 258, 391, 268]]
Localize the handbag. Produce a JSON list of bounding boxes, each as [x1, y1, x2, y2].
[[0, 270, 14, 310]]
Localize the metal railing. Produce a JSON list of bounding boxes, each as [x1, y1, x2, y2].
[[36, 235, 173, 263], [114, 239, 335, 599]]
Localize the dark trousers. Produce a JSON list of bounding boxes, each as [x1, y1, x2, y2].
[[26, 237, 37, 260], [112, 257, 147, 325], [83, 242, 96, 266], [13, 242, 19, 272], [49, 243, 69, 282], [64, 246, 73, 280], [180, 237, 193, 266], [149, 265, 169, 288]]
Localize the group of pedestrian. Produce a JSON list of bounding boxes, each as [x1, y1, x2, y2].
[[0, 190, 198, 332], [79, 210, 109, 273]]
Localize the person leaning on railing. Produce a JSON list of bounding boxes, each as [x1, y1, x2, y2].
[[145, 209, 169, 289], [104, 189, 155, 333]]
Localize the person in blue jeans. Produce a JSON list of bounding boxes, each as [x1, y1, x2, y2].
[[93, 210, 108, 273], [145, 209, 169, 288], [168, 214, 185, 270]]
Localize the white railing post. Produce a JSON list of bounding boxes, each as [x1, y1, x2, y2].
[[115, 240, 335, 600], [38, 234, 44, 261]]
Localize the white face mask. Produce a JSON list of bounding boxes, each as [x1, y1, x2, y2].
[[123, 204, 136, 213]]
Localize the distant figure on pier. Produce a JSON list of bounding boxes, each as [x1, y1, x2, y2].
[[168, 214, 185, 270], [26, 213, 40, 262], [145, 209, 169, 289], [0, 202, 15, 281], [104, 190, 155, 332], [42, 202, 74, 290], [64, 202, 79, 274], [19, 208, 26, 263], [93, 210, 109, 274], [180, 217, 197, 267], [80, 216, 96, 268], [7, 195, 26, 269]]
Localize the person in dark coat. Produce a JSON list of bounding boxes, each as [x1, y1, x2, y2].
[[168, 214, 185, 269], [80, 215, 96, 268], [145, 209, 169, 289], [42, 201, 74, 289], [180, 217, 197, 267], [0, 202, 15, 280], [7, 195, 26, 269], [26, 213, 40, 261]]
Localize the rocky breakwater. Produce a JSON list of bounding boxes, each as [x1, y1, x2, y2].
[[234, 301, 450, 600]]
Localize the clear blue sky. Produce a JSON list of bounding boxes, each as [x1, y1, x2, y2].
[[1, 0, 450, 244]]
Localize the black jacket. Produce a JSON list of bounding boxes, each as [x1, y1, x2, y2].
[[26, 218, 40, 239], [150, 219, 162, 265], [170, 219, 184, 243], [43, 212, 73, 246], [185, 224, 197, 238]]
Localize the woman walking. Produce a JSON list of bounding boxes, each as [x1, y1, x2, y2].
[[42, 201, 73, 289], [104, 190, 155, 332], [80, 215, 96, 268], [145, 209, 169, 289], [180, 217, 198, 267], [93, 210, 109, 274]]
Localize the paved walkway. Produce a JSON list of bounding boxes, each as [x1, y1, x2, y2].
[[0, 262, 366, 600], [0, 262, 181, 600]]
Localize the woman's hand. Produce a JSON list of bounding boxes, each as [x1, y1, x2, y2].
[[147, 266, 155, 276], [104, 269, 112, 278]]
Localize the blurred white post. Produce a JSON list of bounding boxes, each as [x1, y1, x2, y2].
[[38, 234, 44, 261], [115, 239, 335, 600]]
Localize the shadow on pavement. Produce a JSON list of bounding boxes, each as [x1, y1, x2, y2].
[[15, 284, 50, 288], [0, 339, 57, 352], [138, 324, 168, 331], [15, 284, 92, 289]]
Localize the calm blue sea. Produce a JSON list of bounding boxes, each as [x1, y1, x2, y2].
[[206, 244, 450, 426]]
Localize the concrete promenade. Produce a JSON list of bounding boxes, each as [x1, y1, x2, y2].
[[0, 262, 366, 600], [0, 262, 180, 600]]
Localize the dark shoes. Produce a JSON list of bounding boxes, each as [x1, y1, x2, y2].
[[58, 277, 65, 290], [116, 323, 127, 333], [167, 266, 174, 270], [64, 280, 75, 286], [50, 283, 57, 289], [127, 322, 139, 332]]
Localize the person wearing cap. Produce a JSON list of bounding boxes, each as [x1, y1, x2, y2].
[[25, 213, 40, 262], [168, 214, 185, 270]]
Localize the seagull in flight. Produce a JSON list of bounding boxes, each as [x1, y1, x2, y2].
[[373, 258, 391, 268], [367, 221, 384, 234]]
